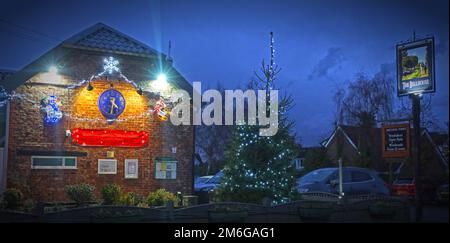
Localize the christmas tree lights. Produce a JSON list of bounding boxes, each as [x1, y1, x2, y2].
[[215, 32, 298, 205]]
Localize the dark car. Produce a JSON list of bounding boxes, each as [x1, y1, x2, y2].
[[194, 171, 223, 192], [194, 175, 213, 187], [297, 167, 390, 196], [194, 171, 223, 204]]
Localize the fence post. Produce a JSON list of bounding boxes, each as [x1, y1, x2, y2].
[[167, 201, 174, 222], [262, 197, 272, 223]]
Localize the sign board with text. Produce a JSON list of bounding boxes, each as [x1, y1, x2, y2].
[[381, 124, 410, 158], [396, 37, 435, 96]]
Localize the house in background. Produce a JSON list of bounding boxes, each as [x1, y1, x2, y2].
[[322, 125, 449, 183], [0, 23, 195, 202]]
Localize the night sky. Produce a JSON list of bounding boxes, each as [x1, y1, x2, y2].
[[0, 0, 448, 146]]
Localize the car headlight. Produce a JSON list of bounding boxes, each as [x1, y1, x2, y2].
[[299, 188, 310, 193]]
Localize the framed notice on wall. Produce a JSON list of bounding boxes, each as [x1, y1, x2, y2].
[[381, 124, 411, 158], [155, 158, 177, 179], [125, 159, 138, 179], [98, 159, 117, 174]]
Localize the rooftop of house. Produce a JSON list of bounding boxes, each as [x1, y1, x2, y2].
[[323, 124, 449, 171], [0, 23, 191, 93], [62, 23, 160, 57], [0, 69, 16, 83]]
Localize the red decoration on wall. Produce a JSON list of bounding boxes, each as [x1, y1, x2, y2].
[[71, 128, 149, 147]]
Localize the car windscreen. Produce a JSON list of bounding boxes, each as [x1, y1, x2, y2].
[[299, 169, 335, 184]]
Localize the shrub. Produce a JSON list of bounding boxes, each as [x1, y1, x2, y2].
[[2, 188, 23, 209], [120, 192, 144, 206], [147, 189, 179, 207], [23, 199, 37, 213], [65, 184, 95, 206], [101, 184, 122, 205], [136, 202, 149, 208]]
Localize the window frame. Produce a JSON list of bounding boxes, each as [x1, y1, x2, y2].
[[155, 160, 177, 180], [98, 159, 117, 174], [31, 156, 77, 169], [124, 159, 139, 179]]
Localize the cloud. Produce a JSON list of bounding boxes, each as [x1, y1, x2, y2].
[[308, 47, 345, 80]]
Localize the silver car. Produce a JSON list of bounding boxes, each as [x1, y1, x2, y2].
[[297, 167, 390, 195]]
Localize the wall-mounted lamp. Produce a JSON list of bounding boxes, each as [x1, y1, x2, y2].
[[87, 81, 94, 91], [152, 73, 168, 90], [48, 65, 58, 75]]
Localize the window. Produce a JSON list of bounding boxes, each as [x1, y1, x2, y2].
[[292, 158, 304, 171], [155, 159, 177, 179], [31, 156, 77, 169], [98, 159, 117, 174], [328, 171, 351, 183], [351, 171, 373, 182], [125, 159, 138, 179]]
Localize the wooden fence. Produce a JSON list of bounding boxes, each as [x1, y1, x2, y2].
[[0, 194, 411, 223]]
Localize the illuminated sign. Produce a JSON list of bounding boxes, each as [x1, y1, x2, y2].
[[396, 38, 435, 96]]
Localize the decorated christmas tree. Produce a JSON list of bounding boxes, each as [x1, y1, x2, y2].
[[216, 33, 299, 205]]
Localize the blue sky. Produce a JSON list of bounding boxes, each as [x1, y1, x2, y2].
[[0, 0, 448, 146], [407, 47, 427, 64]]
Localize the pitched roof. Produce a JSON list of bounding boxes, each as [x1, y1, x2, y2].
[[324, 125, 449, 171], [0, 23, 190, 93], [62, 23, 161, 58], [0, 69, 16, 83]]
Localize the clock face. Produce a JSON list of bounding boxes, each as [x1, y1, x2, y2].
[[98, 89, 125, 120]]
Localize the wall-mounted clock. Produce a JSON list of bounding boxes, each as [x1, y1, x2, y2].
[[98, 89, 125, 121]]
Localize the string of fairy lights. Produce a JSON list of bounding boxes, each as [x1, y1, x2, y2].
[[222, 125, 296, 204], [66, 57, 141, 90], [0, 56, 169, 124], [219, 32, 297, 205]]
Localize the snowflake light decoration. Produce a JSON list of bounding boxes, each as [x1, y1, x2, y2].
[[103, 56, 120, 74]]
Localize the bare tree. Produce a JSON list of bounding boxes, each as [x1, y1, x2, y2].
[[396, 95, 441, 130], [195, 84, 231, 175], [338, 72, 394, 128], [333, 72, 395, 167]]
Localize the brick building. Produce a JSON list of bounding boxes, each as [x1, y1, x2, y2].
[[0, 23, 195, 202]]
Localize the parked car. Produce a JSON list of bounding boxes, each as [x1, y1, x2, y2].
[[436, 183, 449, 204], [390, 178, 415, 198], [194, 175, 213, 186], [194, 171, 223, 192], [297, 167, 390, 196]]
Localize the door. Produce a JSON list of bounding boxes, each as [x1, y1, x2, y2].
[[349, 170, 375, 194], [328, 170, 352, 195]]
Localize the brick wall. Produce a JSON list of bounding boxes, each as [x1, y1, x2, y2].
[[6, 52, 194, 202]]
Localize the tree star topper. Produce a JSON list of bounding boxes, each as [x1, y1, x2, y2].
[[103, 56, 120, 74]]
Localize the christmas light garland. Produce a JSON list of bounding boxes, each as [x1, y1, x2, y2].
[[0, 56, 170, 124]]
